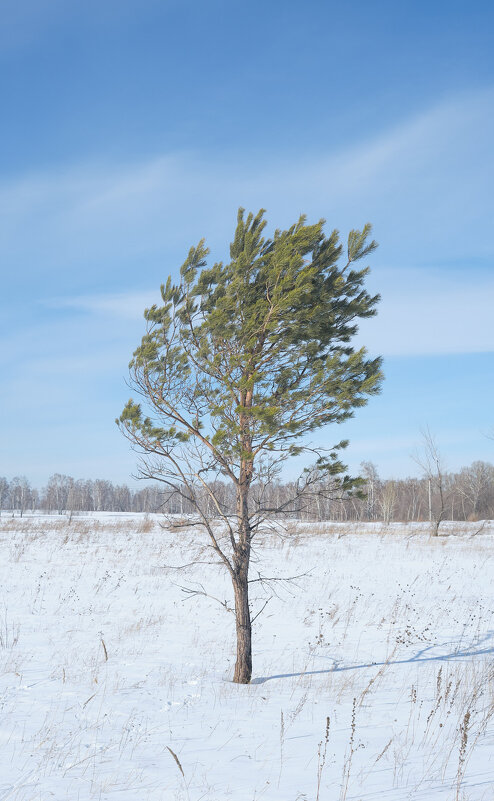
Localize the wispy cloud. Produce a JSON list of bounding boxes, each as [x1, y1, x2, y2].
[[357, 267, 494, 356], [47, 290, 161, 320], [41, 265, 494, 358], [1, 89, 494, 483], [0, 0, 170, 55], [1, 87, 493, 279], [25, 84, 494, 356]]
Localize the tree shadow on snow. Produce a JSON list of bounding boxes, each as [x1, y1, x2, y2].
[[251, 630, 494, 685]]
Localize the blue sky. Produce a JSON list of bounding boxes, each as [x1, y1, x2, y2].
[[1, 0, 493, 486]]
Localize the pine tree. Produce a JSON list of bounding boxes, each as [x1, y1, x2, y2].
[[117, 208, 382, 683]]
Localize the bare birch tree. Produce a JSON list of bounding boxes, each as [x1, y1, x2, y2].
[[413, 428, 448, 536]]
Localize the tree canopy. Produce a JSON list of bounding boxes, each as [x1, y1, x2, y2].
[[119, 209, 381, 481], [118, 208, 382, 682]]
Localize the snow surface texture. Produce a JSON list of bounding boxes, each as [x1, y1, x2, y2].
[[0, 514, 493, 800]]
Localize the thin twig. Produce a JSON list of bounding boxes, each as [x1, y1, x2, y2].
[[251, 597, 271, 624]]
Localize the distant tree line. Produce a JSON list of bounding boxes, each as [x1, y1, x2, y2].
[[1, 460, 493, 522]]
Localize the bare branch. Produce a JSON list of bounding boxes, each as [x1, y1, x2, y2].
[[175, 581, 234, 614], [251, 598, 271, 625]]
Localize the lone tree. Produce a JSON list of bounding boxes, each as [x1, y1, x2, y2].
[[118, 209, 382, 683]]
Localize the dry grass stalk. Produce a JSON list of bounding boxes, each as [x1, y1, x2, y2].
[[455, 710, 471, 801], [340, 698, 357, 801], [278, 709, 285, 786], [316, 715, 330, 801], [166, 745, 185, 778]]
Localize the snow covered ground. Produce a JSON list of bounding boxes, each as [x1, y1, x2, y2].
[[0, 514, 493, 800]]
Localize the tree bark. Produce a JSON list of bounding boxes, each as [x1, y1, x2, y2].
[[232, 474, 252, 684], [232, 567, 252, 683]]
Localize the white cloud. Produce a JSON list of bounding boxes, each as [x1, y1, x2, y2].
[[357, 267, 494, 357], [41, 265, 494, 358], [47, 290, 161, 320], [0, 0, 172, 54], [1, 87, 494, 362], [2, 87, 494, 268]]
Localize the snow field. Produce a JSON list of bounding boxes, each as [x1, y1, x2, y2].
[[0, 515, 493, 800]]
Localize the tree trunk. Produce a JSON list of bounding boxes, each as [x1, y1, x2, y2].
[[232, 475, 252, 684], [232, 569, 252, 683]]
